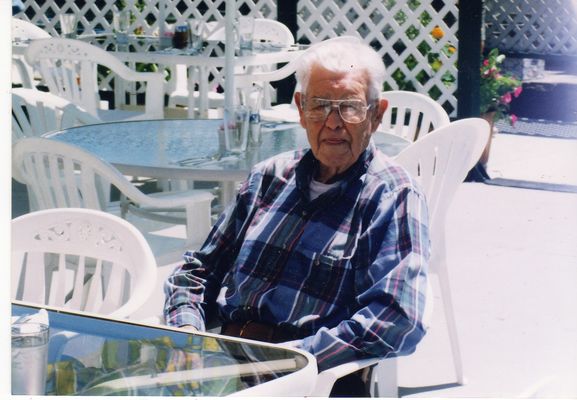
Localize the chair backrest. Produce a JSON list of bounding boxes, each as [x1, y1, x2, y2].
[[393, 118, 489, 234], [12, 208, 156, 318], [24, 38, 164, 120], [12, 18, 51, 41], [12, 88, 101, 141], [205, 18, 294, 45], [12, 18, 52, 88], [12, 137, 148, 213], [253, 18, 294, 45], [380, 90, 451, 142]]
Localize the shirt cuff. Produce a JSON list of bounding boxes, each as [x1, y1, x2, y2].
[[164, 307, 205, 331]]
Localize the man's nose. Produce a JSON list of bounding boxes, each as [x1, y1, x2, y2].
[[325, 105, 343, 129]]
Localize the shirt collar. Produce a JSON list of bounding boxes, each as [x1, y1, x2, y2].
[[295, 142, 376, 197]]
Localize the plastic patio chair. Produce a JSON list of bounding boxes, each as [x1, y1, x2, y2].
[[12, 208, 157, 318], [12, 18, 52, 88], [389, 117, 490, 387], [24, 38, 164, 122], [380, 90, 451, 142], [167, 18, 296, 114], [12, 137, 215, 265], [12, 88, 101, 141], [310, 118, 489, 397]]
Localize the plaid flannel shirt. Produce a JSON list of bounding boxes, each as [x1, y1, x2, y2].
[[164, 142, 430, 371]]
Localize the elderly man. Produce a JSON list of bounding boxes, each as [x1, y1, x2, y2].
[[164, 39, 430, 396]]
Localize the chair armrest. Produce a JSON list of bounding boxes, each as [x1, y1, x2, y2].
[[126, 188, 215, 210], [310, 357, 381, 397], [104, 57, 165, 120]]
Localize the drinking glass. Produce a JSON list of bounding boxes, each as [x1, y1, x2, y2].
[[11, 322, 49, 395], [113, 9, 130, 44], [221, 106, 250, 153], [187, 19, 205, 53], [59, 14, 77, 38], [173, 24, 189, 49], [238, 16, 255, 51]]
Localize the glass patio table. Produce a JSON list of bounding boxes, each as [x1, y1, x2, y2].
[[11, 301, 317, 396], [44, 119, 410, 206]]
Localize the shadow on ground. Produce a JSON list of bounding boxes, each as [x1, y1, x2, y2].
[[399, 382, 462, 397]]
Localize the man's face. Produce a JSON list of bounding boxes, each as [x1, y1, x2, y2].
[[295, 65, 387, 182]]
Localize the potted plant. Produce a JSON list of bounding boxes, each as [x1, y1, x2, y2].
[[478, 48, 523, 166]]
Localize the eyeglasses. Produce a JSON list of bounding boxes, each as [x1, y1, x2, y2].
[[302, 98, 373, 124]]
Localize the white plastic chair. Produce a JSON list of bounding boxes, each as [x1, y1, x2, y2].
[[12, 88, 101, 141], [24, 38, 164, 122], [11, 208, 157, 318], [311, 118, 489, 397], [12, 137, 215, 265], [390, 117, 490, 387], [12, 18, 51, 88], [167, 18, 296, 115], [380, 90, 451, 142]]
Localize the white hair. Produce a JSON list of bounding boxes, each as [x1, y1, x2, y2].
[[295, 38, 386, 102]]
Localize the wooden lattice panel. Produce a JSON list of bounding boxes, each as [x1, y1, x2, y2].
[[296, 0, 459, 117], [484, 0, 577, 55]]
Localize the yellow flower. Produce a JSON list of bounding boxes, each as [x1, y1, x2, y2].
[[431, 59, 442, 72], [431, 25, 444, 40]]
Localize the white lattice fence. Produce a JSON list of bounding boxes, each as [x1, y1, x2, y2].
[[484, 0, 577, 55], [297, 0, 459, 116], [16, 0, 459, 116], [16, 0, 276, 94], [15, 0, 275, 36]]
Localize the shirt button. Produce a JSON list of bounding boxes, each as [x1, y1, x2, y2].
[[301, 210, 308, 217]]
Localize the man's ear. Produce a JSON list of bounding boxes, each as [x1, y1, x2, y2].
[[294, 92, 307, 128], [370, 98, 388, 132]]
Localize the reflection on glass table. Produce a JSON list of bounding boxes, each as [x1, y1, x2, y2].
[[11, 301, 317, 396], [45, 119, 410, 206]]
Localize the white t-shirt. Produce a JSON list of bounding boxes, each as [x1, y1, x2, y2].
[[309, 179, 339, 201]]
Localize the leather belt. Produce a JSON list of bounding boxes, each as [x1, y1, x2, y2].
[[221, 321, 305, 343]]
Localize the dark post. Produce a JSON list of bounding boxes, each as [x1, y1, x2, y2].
[[457, 0, 483, 118], [277, 2, 298, 38], [275, 2, 298, 104]]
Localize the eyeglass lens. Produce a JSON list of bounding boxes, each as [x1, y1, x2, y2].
[[304, 98, 370, 124]]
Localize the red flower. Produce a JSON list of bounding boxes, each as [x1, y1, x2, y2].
[[513, 86, 523, 97], [510, 114, 518, 125], [500, 92, 512, 104]]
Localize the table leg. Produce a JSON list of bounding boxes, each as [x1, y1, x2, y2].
[[219, 181, 237, 208], [199, 67, 209, 119], [187, 65, 198, 118]]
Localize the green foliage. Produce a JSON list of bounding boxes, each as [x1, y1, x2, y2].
[[480, 48, 523, 123]]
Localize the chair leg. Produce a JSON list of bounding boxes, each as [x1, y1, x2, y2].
[[372, 358, 398, 397], [436, 236, 465, 384]]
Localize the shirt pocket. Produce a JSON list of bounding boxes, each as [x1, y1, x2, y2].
[[302, 251, 356, 306]]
